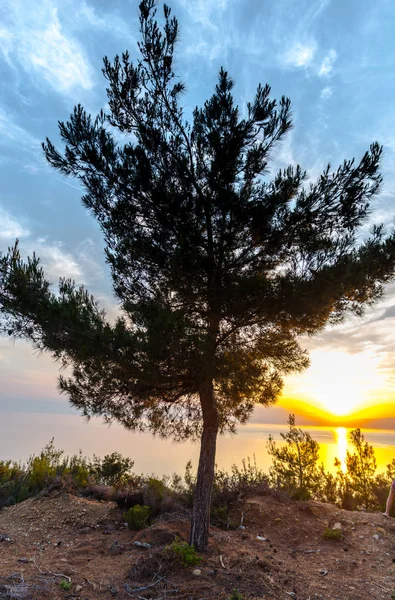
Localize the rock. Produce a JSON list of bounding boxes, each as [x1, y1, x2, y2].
[[75, 585, 83, 592], [372, 533, 380, 540], [332, 522, 342, 531], [193, 569, 202, 576], [133, 541, 152, 549], [238, 525, 246, 530]]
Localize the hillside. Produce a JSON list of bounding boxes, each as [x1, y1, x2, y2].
[[0, 491, 394, 600]]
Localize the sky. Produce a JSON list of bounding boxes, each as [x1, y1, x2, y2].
[[1, 0, 395, 435]]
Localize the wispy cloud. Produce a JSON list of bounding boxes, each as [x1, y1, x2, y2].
[[177, 0, 235, 63], [32, 240, 83, 282], [320, 86, 333, 99], [22, 237, 105, 286], [0, 208, 30, 241], [318, 49, 337, 76], [0, 109, 41, 153], [74, 2, 135, 41], [29, 18, 93, 93], [281, 41, 317, 68], [0, 208, 104, 286], [178, 0, 229, 29], [0, 1, 94, 95], [0, 26, 13, 66]]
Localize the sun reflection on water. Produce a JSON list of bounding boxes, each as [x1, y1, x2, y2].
[[336, 427, 347, 472]]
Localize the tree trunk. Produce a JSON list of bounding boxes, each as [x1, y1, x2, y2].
[[189, 379, 219, 552]]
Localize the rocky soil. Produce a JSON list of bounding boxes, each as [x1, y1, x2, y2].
[[0, 491, 394, 599]]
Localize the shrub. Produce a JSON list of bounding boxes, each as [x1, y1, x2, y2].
[[90, 452, 134, 486], [210, 505, 231, 528], [315, 467, 339, 505], [345, 429, 377, 509], [210, 456, 269, 528], [180, 460, 195, 508], [124, 504, 151, 530], [60, 579, 72, 591], [229, 590, 244, 600], [0, 441, 138, 508], [323, 527, 342, 541], [165, 538, 202, 567], [143, 477, 165, 513], [267, 414, 321, 499]]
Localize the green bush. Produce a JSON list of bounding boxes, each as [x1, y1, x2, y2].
[[210, 505, 231, 528], [90, 452, 134, 486], [323, 527, 342, 541], [60, 579, 72, 591], [229, 590, 244, 600], [166, 538, 202, 566], [267, 414, 321, 499], [124, 504, 151, 530], [143, 477, 165, 513], [2, 426, 395, 520], [344, 429, 377, 509], [0, 441, 137, 508], [210, 456, 268, 528]]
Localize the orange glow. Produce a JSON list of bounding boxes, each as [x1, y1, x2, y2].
[[281, 349, 388, 420]]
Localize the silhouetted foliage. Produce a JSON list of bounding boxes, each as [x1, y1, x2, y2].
[[269, 418, 392, 512], [342, 428, 377, 509], [267, 414, 321, 499], [0, 425, 394, 520], [2, 0, 395, 548]]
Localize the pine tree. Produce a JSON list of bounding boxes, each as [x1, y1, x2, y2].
[[2, 0, 395, 550]]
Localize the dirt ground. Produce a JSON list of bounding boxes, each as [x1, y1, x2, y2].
[[0, 491, 394, 600]]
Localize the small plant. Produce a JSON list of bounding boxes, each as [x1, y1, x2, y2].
[[143, 477, 166, 513], [211, 505, 230, 528], [323, 526, 342, 540], [267, 414, 321, 499], [229, 589, 244, 600], [166, 538, 202, 567], [60, 579, 72, 591], [124, 504, 151, 530]]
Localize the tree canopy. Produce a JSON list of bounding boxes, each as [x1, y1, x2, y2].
[[1, 0, 395, 549]]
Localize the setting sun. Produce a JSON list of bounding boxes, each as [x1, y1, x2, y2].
[[284, 349, 387, 418]]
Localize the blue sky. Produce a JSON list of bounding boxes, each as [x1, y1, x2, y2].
[[1, 0, 395, 423]]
